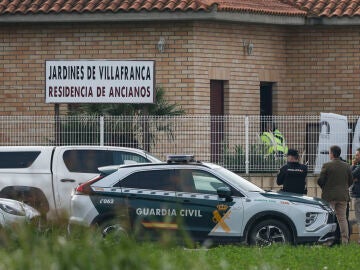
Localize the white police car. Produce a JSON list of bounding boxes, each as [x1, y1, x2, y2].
[[0, 198, 40, 227], [69, 155, 337, 246]]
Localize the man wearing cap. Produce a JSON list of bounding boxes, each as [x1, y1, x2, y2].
[[276, 149, 308, 194]]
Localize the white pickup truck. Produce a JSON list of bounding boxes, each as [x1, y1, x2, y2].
[[0, 146, 160, 218]]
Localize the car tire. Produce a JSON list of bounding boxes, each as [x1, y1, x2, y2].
[[98, 219, 128, 240], [248, 219, 292, 246]]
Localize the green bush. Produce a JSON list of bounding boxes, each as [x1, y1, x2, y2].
[[0, 224, 360, 270], [56, 87, 185, 151]]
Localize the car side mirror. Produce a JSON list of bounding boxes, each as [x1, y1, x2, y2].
[[217, 186, 232, 202]]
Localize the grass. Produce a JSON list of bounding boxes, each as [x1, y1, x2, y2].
[[0, 224, 359, 270]]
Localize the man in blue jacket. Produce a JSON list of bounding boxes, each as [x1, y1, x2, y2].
[[277, 149, 308, 194]]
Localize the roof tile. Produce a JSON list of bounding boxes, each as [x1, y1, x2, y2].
[[6, 0, 21, 13], [312, 0, 326, 14], [49, 0, 66, 13], [82, 0, 97, 12], [216, 0, 306, 16], [281, 0, 360, 17], [0, 0, 359, 18]]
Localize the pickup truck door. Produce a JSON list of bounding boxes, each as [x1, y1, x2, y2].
[[52, 148, 98, 215], [52, 147, 155, 215]]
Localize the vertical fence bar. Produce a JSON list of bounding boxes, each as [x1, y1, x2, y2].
[[54, 105, 60, 145], [245, 116, 249, 174], [100, 116, 104, 146]]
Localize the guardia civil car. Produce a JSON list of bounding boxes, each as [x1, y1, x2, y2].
[[69, 155, 337, 246]]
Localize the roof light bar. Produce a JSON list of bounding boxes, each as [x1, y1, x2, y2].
[[166, 154, 195, 163]]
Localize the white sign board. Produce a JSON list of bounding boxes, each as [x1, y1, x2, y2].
[[45, 60, 155, 103], [314, 113, 348, 173]]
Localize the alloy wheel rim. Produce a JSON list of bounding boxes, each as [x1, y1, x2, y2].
[[255, 225, 286, 246]]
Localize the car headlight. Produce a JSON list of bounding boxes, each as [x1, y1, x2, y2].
[[0, 203, 25, 216], [305, 212, 318, 227], [22, 204, 40, 219], [321, 204, 334, 213]]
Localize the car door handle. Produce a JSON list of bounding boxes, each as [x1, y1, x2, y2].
[[60, 178, 76, 183], [183, 199, 191, 203]]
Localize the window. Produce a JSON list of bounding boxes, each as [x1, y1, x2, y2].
[[171, 169, 196, 193], [116, 169, 174, 191], [260, 82, 273, 132], [63, 150, 150, 173], [192, 170, 228, 194], [210, 80, 224, 162], [170, 169, 231, 195], [117, 152, 149, 164], [0, 151, 41, 168], [178, 169, 243, 196]]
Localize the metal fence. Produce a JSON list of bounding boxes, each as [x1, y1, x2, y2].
[[0, 115, 358, 173]]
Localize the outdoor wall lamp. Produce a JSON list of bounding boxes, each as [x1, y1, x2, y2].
[[243, 40, 254, 55], [157, 37, 166, 53]]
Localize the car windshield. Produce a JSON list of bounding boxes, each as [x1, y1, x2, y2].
[[213, 165, 264, 192]]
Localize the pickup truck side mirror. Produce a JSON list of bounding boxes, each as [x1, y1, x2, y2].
[[217, 186, 232, 202]]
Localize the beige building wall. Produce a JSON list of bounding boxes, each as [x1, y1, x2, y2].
[[1, 21, 360, 116], [0, 21, 290, 116], [279, 25, 360, 115], [192, 22, 286, 115], [0, 22, 196, 115]]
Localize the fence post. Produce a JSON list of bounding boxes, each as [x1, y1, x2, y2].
[[54, 104, 60, 145], [245, 116, 249, 174], [100, 116, 104, 146]]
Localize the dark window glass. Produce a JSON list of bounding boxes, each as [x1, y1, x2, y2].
[[0, 151, 40, 168], [116, 170, 174, 191], [210, 80, 224, 163], [63, 150, 150, 173], [171, 169, 197, 193], [63, 150, 113, 173]]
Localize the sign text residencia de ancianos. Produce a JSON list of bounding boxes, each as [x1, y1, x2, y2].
[[45, 60, 155, 103]]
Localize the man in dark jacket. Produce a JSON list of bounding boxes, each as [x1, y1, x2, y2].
[[277, 149, 307, 194], [350, 148, 360, 196], [318, 145, 353, 244], [350, 148, 360, 243]]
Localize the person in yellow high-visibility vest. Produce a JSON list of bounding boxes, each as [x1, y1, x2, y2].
[[260, 127, 288, 157]]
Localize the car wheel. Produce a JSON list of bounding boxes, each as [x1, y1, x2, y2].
[[249, 219, 292, 246], [98, 219, 128, 240]]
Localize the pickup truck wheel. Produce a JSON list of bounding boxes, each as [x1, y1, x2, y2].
[[249, 219, 292, 246]]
